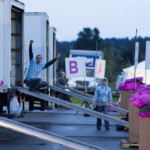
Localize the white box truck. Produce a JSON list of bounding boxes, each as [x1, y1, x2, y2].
[[24, 13, 57, 85], [68, 50, 104, 93], [0, 0, 24, 112]]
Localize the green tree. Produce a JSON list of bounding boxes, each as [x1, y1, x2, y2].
[[74, 27, 102, 50]]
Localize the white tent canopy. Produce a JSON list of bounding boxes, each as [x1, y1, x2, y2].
[[122, 61, 150, 84], [116, 61, 150, 90]]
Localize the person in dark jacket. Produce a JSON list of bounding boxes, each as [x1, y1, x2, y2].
[[56, 72, 72, 104], [25, 40, 61, 90], [56, 72, 66, 86]]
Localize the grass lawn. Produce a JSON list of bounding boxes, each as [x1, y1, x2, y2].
[[71, 97, 84, 105], [71, 94, 119, 105], [109, 83, 116, 91]]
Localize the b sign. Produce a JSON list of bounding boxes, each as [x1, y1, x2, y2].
[[95, 59, 106, 79], [65, 58, 86, 78]]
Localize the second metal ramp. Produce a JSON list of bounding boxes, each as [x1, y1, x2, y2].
[[0, 117, 103, 150], [55, 84, 93, 98], [17, 87, 129, 128], [50, 85, 128, 115]]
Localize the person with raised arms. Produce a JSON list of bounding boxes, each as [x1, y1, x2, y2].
[[25, 40, 61, 91]]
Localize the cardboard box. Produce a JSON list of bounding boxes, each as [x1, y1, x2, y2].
[[129, 101, 140, 143], [120, 91, 133, 111], [140, 117, 150, 150]]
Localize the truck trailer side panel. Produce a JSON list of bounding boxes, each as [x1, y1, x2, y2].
[[0, 0, 11, 88], [11, 7, 24, 86], [24, 13, 49, 82], [0, 0, 5, 85], [0, 0, 24, 88]]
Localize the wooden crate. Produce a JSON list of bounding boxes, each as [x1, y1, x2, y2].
[[120, 91, 133, 111], [120, 139, 139, 149], [129, 101, 140, 143], [140, 117, 150, 150]]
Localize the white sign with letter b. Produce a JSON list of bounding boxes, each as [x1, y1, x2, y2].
[[65, 58, 86, 78]]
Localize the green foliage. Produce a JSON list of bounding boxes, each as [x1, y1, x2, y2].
[[57, 27, 150, 83], [74, 27, 102, 50], [57, 41, 75, 73]]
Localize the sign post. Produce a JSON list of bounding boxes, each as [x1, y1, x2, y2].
[[145, 41, 150, 86], [134, 42, 139, 91], [65, 57, 88, 114], [65, 57, 86, 93]]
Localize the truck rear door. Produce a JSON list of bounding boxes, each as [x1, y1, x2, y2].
[[11, 7, 23, 86]]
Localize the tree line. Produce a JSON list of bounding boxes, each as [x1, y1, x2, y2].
[[57, 27, 150, 83]]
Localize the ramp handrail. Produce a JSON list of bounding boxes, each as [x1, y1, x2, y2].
[[0, 117, 104, 150], [55, 84, 121, 107]]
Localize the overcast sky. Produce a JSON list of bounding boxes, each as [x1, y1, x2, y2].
[[22, 0, 150, 41]]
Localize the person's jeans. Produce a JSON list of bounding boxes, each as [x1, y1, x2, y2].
[[96, 105, 109, 128], [26, 78, 49, 90]]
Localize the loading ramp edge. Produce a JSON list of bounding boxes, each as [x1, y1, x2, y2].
[[56, 84, 121, 107], [55, 84, 93, 98], [16, 87, 129, 128], [50, 85, 128, 115], [0, 117, 104, 150]]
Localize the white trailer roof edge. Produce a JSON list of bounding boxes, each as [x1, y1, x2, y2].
[[24, 12, 49, 21], [12, 0, 24, 10], [70, 49, 103, 56]]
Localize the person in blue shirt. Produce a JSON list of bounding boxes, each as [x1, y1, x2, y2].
[[93, 78, 112, 131], [25, 40, 61, 90]]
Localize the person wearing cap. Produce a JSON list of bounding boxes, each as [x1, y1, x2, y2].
[[56, 72, 72, 104], [93, 77, 112, 131]]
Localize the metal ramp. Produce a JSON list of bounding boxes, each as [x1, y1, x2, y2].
[[55, 84, 121, 107], [0, 117, 103, 150], [16, 87, 129, 128], [55, 84, 93, 98], [49, 85, 128, 115]]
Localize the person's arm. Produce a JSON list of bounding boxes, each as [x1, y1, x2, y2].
[[44, 53, 61, 69], [29, 40, 33, 61], [44, 58, 57, 69], [93, 88, 98, 104], [108, 88, 113, 104]]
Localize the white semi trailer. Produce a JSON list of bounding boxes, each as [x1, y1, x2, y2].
[[24, 12, 57, 85], [0, 0, 24, 113], [0, 3, 57, 113]]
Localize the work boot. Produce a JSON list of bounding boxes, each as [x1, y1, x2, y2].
[[97, 127, 101, 130], [105, 127, 110, 131]]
